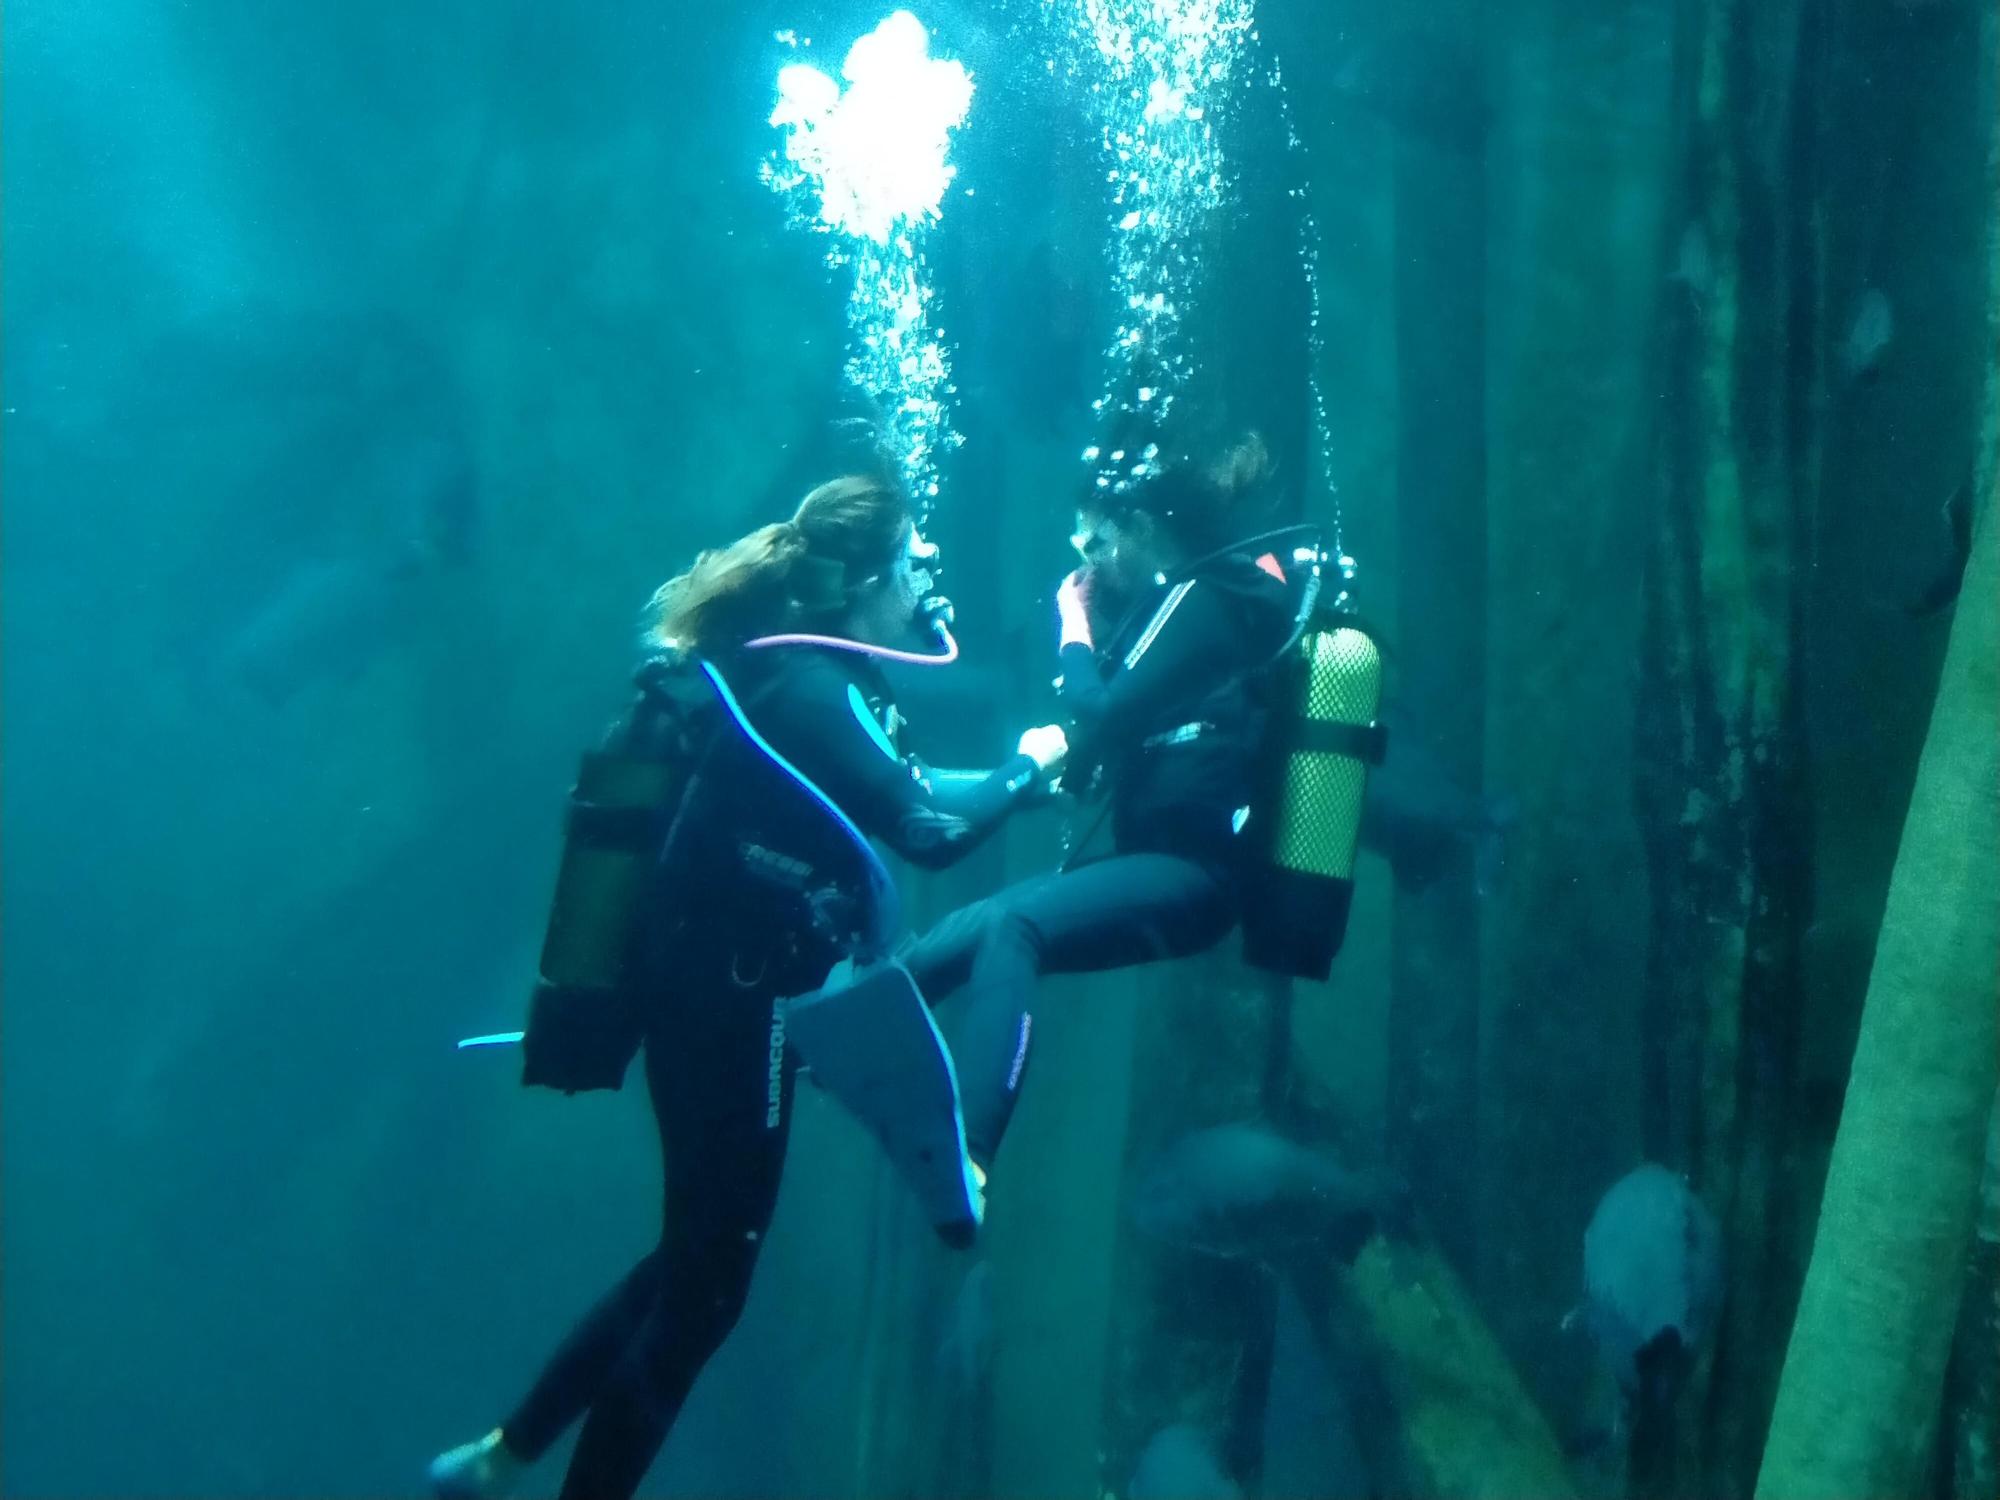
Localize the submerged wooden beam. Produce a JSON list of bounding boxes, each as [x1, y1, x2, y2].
[[1299, 1232, 1579, 1500]]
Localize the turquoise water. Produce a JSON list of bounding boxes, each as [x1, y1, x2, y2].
[[4, 2, 1993, 1496]]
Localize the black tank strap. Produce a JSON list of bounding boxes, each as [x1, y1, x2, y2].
[[564, 795, 672, 851], [1282, 719, 1388, 764]]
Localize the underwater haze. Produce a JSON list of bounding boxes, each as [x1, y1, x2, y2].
[[4, 0, 1996, 1498]]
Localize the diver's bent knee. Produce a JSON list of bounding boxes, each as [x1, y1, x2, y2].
[[976, 904, 1046, 961]]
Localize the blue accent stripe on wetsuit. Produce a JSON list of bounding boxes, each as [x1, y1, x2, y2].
[[886, 959, 986, 1221], [913, 981, 986, 1222], [699, 659, 900, 956]]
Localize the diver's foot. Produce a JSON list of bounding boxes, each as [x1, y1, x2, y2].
[[784, 961, 984, 1247], [936, 1162, 989, 1251], [428, 1428, 522, 1500]]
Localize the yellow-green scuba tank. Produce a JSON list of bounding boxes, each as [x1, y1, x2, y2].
[[1241, 611, 1385, 981], [521, 661, 713, 1094]]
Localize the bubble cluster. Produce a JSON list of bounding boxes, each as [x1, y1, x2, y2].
[[1043, 0, 1259, 495], [1273, 65, 1345, 573], [764, 12, 974, 515]]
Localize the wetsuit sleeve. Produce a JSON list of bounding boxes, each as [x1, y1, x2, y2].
[[1056, 580, 1248, 761], [912, 760, 1046, 835], [757, 663, 1040, 872]]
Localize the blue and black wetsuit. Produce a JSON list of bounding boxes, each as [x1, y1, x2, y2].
[[497, 643, 1038, 1500], [899, 552, 1294, 1166]]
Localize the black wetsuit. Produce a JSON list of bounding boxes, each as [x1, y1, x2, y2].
[[899, 553, 1294, 1164], [500, 643, 1037, 1500]]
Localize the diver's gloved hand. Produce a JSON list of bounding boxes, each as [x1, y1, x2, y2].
[[1056, 570, 1094, 651], [1017, 723, 1069, 776]]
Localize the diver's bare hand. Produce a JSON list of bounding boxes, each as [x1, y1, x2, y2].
[[1056, 570, 1094, 650], [1017, 723, 1070, 776]]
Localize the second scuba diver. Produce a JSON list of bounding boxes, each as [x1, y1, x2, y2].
[[798, 434, 1312, 1182], [428, 474, 1064, 1500]]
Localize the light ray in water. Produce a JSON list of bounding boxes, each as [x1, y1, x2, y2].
[[763, 12, 974, 520]]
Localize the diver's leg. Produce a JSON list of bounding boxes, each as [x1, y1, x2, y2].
[[555, 981, 796, 1500], [487, 1248, 665, 1463], [935, 853, 1233, 1164], [432, 1148, 674, 1493], [891, 871, 1067, 1002]]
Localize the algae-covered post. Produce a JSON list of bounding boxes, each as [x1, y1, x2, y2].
[[1941, 1092, 2000, 1500], [1632, 0, 1820, 1490], [1384, 0, 1488, 1284], [1755, 485, 1999, 1500], [1477, 0, 1670, 1451]]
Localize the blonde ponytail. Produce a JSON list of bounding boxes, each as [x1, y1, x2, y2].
[[644, 474, 914, 656]]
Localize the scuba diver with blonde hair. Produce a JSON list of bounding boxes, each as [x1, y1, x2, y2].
[[428, 471, 1064, 1500]]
